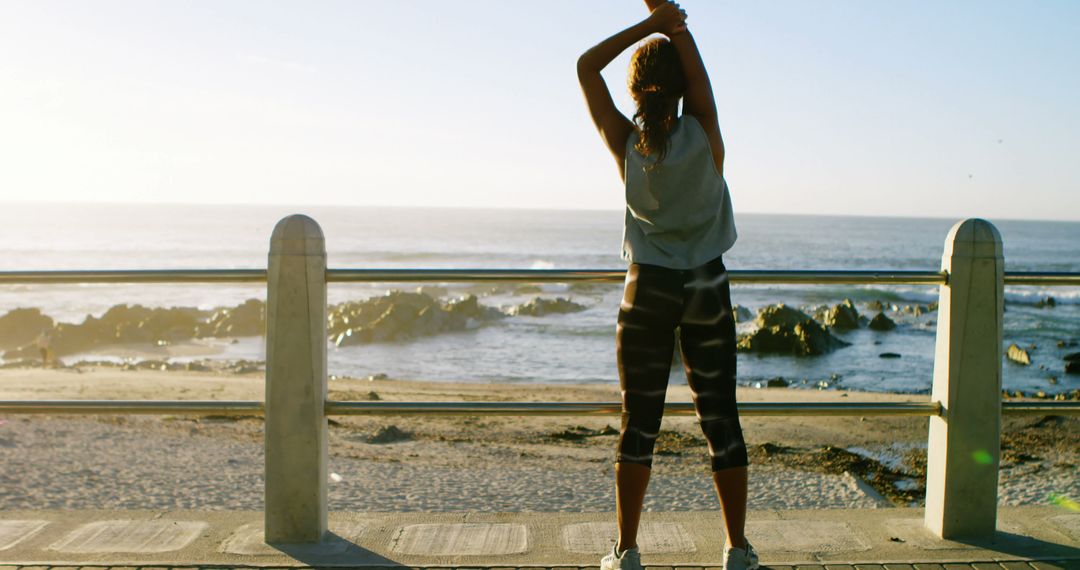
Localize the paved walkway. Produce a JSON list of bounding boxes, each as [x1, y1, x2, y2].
[[1, 507, 1077, 568]]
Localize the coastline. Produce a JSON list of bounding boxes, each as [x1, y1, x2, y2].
[[1, 367, 1075, 512]]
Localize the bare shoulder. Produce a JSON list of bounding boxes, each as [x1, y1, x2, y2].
[[683, 113, 725, 177]]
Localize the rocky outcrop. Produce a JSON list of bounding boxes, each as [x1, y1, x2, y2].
[[0, 308, 54, 349], [4, 304, 204, 360], [1064, 352, 1080, 375], [196, 299, 265, 338], [329, 291, 505, 346], [506, 297, 586, 317], [1006, 344, 1032, 365], [736, 304, 850, 356], [755, 304, 812, 329], [732, 305, 753, 324], [868, 313, 896, 331], [818, 299, 860, 330]]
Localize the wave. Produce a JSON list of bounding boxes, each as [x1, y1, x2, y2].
[[1004, 287, 1080, 306]]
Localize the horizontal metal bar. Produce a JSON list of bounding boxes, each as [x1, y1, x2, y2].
[[1, 268, 1076, 286], [325, 268, 950, 285], [2, 400, 1076, 417], [0, 400, 263, 415], [1001, 401, 1080, 415], [1003, 272, 1080, 286], [325, 401, 945, 417], [0, 269, 266, 284], [0, 400, 940, 416]]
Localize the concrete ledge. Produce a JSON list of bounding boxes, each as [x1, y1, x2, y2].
[[0, 508, 1075, 566]]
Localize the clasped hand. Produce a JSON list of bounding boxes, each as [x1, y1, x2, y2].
[[646, 1, 688, 37]]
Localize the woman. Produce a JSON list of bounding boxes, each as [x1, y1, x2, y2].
[[577, 3, 757, 569]]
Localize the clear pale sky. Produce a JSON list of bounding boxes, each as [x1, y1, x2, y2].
[[1, 1, 1078, 220]]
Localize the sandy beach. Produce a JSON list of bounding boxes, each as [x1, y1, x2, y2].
[[0, 365, 1076, 512]]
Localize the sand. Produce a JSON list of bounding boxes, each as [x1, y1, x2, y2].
[[0, 366, 1076, 512]]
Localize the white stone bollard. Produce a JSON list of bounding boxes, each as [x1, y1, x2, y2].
[[265, 215, 328, 544], [925, 218, 1004, 539]]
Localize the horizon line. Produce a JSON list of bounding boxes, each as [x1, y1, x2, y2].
[[1, 199, 1078, 225]]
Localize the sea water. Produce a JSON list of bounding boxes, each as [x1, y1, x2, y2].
[[0, 202, 1077, 394]]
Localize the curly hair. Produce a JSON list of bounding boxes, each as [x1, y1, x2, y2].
[[627, 38, 686, 167]]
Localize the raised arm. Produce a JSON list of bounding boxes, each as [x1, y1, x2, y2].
[[643, 0, 725, 176], [577, 6, 686, 180]]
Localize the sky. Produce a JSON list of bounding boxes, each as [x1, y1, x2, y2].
[[1, 0, 1078, 221]]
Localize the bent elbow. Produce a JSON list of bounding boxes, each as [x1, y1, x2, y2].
[[576, 52, 598, 79]]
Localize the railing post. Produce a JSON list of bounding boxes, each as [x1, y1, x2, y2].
[[925, 218, 1004, 539], [265, 214, 328, 543]]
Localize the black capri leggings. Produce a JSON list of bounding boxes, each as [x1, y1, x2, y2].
[[615, 254, 748, 472]]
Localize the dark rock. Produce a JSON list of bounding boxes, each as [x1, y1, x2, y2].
[[330, 291, 504, 347], [868, 313, 896, 331], [737, 305, 850, 356], [755, 304, 812, 328], [1067, 361, 1080, 375], [197, 299, 264, 338], [4, 304, 205, 360], [820, 299, 860, 330], [732, 305, 753, 324], [366, 425, 411, 444], [879, 352, 902, 359], [866, 300, 885, 311], [1064, 352, 1080, 363], [0, 308, 54, 349], [507, 297, 587, 317], [1006, 344, 1032, 366], [766, 377, 789, 388], [1035, 296, 1057, 308], [551, 425, 618, 441]]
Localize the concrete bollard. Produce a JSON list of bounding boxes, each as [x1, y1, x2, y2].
[[265, 215, 328, 544], [925, 218, 1004, 539]]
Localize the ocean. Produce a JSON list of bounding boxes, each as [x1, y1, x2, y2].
[[1, 202, 1077, 395]]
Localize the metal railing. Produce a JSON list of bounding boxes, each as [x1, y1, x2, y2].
[[3, 268, 1079, 285], [4, 399, 1078, 417], [1, 214, 1078, 543]]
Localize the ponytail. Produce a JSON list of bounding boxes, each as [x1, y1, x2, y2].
[[633, 90, 680, 165], [627, 38, 686, 168]]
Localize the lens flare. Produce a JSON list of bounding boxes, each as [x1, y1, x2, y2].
[[1049, 493, 1080, 512], [972, 450, 993, 465]]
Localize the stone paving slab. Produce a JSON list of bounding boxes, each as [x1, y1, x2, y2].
[[749, 520, 871, 553], [1051, 516, 1080, 543], [0, 521, 48, 551], [221, 520, 369, 556], [391, 523, 529, 556], [562, 522, 696, 554], [46, 521, 208, 554], [884, 518, 1027, 551]]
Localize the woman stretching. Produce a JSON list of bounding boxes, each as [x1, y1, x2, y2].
[[577, 2, 757, 569]]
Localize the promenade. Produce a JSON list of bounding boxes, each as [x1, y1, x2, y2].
[[1, 507, 1076, 568]]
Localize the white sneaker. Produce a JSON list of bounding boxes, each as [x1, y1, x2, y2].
[[723, 539, 760, 570], [600, 544, 643, 570]]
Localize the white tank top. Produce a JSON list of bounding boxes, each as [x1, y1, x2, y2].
[[622, 114, 737, 269]]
